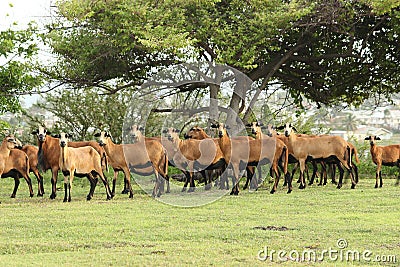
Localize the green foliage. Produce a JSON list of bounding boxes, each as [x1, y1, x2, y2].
[[0, 23, 43, 113], [36, 88, 130, 142], [45, 0, 400, 115]]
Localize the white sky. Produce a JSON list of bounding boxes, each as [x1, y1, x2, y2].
[[0, 0, 53, 30], [1, 0, 54, 107]]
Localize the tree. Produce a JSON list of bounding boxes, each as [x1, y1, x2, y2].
[[42, 0, 400, 124], [0, 22, 43, 113], [344, 113, 359, 132], [35, 88, 130, 142]]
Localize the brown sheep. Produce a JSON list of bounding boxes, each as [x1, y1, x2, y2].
[[184, 126, 259, 191], [211, 122, 276, 195], [15, 139, 44, 196], [164, 127, 226, 192], [278, 123, 355, 190], [0, 135, 34, 201], [31, 127, 108, 199], [95, 131, 169, 198], [365, 135, 400, 188], [249, 122, 291, 194], [54, 133, 112, 202]]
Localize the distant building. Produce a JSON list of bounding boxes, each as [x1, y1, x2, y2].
[[352, 127, 393, 140]]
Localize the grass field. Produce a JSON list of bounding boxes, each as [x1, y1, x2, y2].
[[0, 170, 399, 266]]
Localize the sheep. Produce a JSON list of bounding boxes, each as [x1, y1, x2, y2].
[[15, 139, 44, 196], [365, 135, 400, 188], [248, 122, 291, 194], [309, 142, 360, 186], [31, 126, 108, 199], [164, 127, 226, 192], [277, 123, 356, 190], [130, 125, 170, 194], [0, 135, 34, 200], [95, 131, 169, 198], [185, 126, 262, 191], [211, 122, 277, 195], [53, 133, 112, 202]]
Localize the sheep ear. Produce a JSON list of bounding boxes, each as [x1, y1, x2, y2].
[[225, 125, 231, 130], [31, 130, 38, 135], [292, 127, 297, 132], [66, 134, 73, 138], [364, 136, 371, 140], [46, 130, 52, 135], [210, 124, 218, 128], [52, 134, 61, 138], [139, 126, 144, 131], [245, 123, 252, 127], [174, 129, 180, 133], [94, 132, 101, 137], [276, 126, 285, 130], [375, 136, 381, 140], [162, 129, 168, 134], [257, 121, 264, 126]]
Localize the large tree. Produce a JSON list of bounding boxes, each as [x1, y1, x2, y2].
[[43, 0, 400, 125]]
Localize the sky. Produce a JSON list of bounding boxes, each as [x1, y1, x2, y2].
[[1, 0, 54, 107]]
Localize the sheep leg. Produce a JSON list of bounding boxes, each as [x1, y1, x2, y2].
[[123, 169, 134, 198], [336, 163, 345, 189], [22, 173, 34, 198], [152, 171, 163, 197], [86, 173, 98, 200], [251, 167, 259, 190], [11, 177, 20, 198], [242, 167, 250, 190], [375, 164, 381, 188], [122, 177, 130, 194], [219, 171, 228, 190], [182, 171, 190, 192], [298, 160, 306, 189], [50, 168, 58, 199], [63, 175, 69, 202], [204, 170, 212, 190], [309, 161, 318, 186], [379, 171, 383, 188], [33, 168, 44, 197], [270, 164, 280, 194], [353, 163, 359, 184], [319, 162, 327, 186], [286, 172, 292, 194], [230, 164, 240, 195], [188, 172, 196, 193]]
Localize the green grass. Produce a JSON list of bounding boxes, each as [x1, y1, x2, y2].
[[0, 170, 399, 266]]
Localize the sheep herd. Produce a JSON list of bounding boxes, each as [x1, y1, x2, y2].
[[0, 121, 398, 203]]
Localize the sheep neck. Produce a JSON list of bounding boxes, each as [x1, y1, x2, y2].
[[60, 145, 68, 169], [103, 137, 118, 157], [218, 133, 232, 158], [255, 131, 262, 140], [0, 139, 12, 157]]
